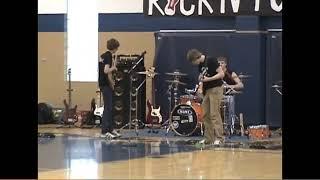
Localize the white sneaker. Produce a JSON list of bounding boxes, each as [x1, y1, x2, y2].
[[100, 132, 116, 139], [111, 130, 122, 137], [199, 139, 211, 145], [213, 140, 221, 145]]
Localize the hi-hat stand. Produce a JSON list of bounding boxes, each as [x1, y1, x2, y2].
[[161, 72, 187, 136], [163, 81, 179, 135]]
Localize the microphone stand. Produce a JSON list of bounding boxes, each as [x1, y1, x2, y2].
[[130, 78, 146, 136], [273, 86, 282, 95], [128, 56, 144, 74], [128, 51, 146, 74]]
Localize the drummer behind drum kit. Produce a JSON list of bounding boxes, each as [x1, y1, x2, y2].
[[132, 67, 252, 137]]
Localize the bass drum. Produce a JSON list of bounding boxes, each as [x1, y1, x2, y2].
[[171, 104, 200, 136]]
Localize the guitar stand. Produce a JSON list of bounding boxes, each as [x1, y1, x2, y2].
[[93, 124, 101, 128], [148, 128, 159, 134], [56, 114, 78, 128], [56, 117, 77, 129], [147, 117, 160, 134], [119, 118, 144, 136], [56, 121, 77, 129]]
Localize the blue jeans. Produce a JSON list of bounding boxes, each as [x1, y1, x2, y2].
[[100, 85, 113, 134]]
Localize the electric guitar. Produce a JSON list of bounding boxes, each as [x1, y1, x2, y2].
[[146, 67, 162, 124], [195, 67, 208, 100], [63, 68, 78, 124], [94, 89, 104, 118]]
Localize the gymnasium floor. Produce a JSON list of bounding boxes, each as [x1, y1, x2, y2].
[[38, 125, 282, 179]]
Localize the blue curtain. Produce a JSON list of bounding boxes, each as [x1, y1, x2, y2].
[[153, 31, 268, 126]]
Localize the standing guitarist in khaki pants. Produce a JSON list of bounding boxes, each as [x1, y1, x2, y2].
[[187, 49, 225, 145]]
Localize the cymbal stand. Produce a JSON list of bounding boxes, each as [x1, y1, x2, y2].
[[132, 78, 146, 136], [221, 80, 240, 136], [221, 97, 229, 136], [173, 82, 179, 107], [229, 96, 236, 135], [161, 82, 174, 135], [164, 81, 180, 136]]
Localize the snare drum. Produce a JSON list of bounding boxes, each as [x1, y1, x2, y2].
[[171, 104, 203, 136]]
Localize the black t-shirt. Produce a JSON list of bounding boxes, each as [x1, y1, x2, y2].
[[223, 69, 236, 85], [98, 51, 113, 87], [198, 56, 223, 94]]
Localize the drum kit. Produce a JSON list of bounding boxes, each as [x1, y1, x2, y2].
[[164, 70, 204, 136], [134, 68, 251, 137]]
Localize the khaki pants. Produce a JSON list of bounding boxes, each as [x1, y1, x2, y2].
[[201, 86, 224, 143]]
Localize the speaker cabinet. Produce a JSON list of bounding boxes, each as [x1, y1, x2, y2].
[[266, 32, 282, 127], [112, 54, 146, 128]]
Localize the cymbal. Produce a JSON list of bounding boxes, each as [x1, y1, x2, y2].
[[136, 71, 159, 75], [166, 80, 186, 85], [225, 88, 242, 94], [165, 71, 187, 76], [238, 74, 252, 78], [226, 91, 242, 95], [272, 85, 282, 88], [231, 91, 242, 94]]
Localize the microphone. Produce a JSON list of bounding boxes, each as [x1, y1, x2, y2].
[[128, 51, 146, 74]]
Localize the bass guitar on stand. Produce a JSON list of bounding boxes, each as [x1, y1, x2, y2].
[[58, 68, 78, 128], [146, 67, 162, 132], [93, 89, 103, 126]]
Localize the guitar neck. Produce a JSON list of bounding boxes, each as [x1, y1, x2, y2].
[[68, 68, 72, 107], [68, 91, 72, 107], [152, 76, 156, 107], [96, 91, 102, 107]]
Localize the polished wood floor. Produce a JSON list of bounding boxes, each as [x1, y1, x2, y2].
[[38, 125, 282, 179]]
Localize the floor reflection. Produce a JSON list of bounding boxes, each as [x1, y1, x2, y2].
[[38, 135, 281, 179], [38, 135, 199, 171]]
